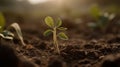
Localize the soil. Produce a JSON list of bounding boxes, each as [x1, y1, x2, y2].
[[1, 15, 120, 67]]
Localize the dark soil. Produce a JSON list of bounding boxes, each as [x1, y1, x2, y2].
[[1, 16, 120, 67]]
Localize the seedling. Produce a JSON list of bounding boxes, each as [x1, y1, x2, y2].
[[0, 23, 26, 46], [0, 12, 14, 40], [9, 23, 26, 46], [88, 12, 115, 33], [44, 16, 68, 54], [89, 5, 116, 33], [0, 13, 25, 45]]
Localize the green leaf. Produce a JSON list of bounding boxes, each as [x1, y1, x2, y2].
[[57, 27, 67, 31], [90, 5, 100, 20], [0, 12, 5, 32], [56, 18, 62, 27], [43, 29, 53, 36], [45, 16, 54, 28], [58, 32, 68, 40]]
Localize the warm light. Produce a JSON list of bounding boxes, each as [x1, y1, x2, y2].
[[28, 0, 49, 4]]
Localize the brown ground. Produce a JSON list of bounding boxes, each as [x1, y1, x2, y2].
[[0, 14, 120, 67]]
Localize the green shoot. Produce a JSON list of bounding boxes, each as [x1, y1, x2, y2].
[[8, 23, 26, 46], [89, 5, 116, 33], [88, 12, 115, 33], [0, 23, 26, 46], [44, 16, 68, 54]]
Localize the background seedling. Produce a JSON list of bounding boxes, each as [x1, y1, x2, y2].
[[0, 12, 25, 43], [44, 16, 68, 54], [89, 8, 115, 33], [0, 23, 26, 46], [88, 5, 116, 33]]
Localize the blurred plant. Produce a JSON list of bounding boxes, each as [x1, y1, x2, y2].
[[88, 12, 115, 33], [0, 12, 5, 32], [44, 16, 68, 54], [0, 23, 26, 46], [90, 5, 101, 20], [89, 5, 116, 33], [9, 23, 26, 46], [0, 29, 14, 40]]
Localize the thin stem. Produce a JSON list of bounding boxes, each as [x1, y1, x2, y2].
[[53, 27, 60, 54]]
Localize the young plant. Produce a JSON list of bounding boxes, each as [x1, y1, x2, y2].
[[0, 23, 26, 46], [89, 5, 116, 33], [9, 23, 26, 46], [88, 12, 115, 33], [44, 16, 68, 54]]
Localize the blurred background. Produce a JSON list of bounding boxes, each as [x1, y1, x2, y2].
[[0, 0, 120, 18], [0, 0, 120, 30]]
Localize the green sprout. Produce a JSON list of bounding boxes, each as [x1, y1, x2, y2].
[[88, 12, 115, 33], [44, 16, 68, 54], [89, 5, 116, 33], [0, 12, 25, 46], [0, 23, 26, 46], [9, 23, 26, 46]]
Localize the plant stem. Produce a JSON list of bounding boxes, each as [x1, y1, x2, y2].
[[53, 27, 60, 54]]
